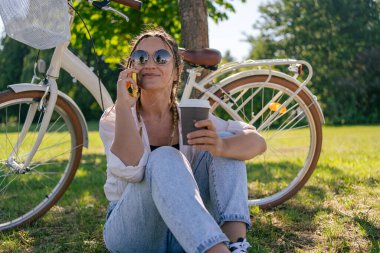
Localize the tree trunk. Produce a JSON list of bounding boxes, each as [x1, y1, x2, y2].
[[178, 0, 210, 98], [178, 0, 209, 49]]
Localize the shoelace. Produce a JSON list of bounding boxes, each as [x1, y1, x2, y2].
[[228, 238, 251, 253]]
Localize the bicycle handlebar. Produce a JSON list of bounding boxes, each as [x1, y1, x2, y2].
[[110, 0, 142, 10]]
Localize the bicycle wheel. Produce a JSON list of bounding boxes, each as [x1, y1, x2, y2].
[[210, 75, 322, 208], [0, 90, 84, 231]]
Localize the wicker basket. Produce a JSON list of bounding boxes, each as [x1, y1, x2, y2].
[[0, 0, 71, 49]]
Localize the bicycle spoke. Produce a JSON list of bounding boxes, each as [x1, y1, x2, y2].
[[267, 111, 307, 141], [38, 116, 67, 145], [0, 174, 18, 195], [0, 172, 12, 186], [11, 132, 71, 162], [250, 90, 283, 125], [271, 103, 299, 130], [29, 161, 68, 171], [5, 107, 8, 156], [30, 168, 60, 182], [4, 128, 23, 163], [20, 179, 34, 193], [29, 143, 82, 170]]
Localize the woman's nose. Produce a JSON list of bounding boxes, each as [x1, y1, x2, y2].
[[144, 56, 156, 68]]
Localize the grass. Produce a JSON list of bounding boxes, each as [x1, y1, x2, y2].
[[0, 125, 379, 253]]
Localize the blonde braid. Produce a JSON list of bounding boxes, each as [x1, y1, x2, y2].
[[169, 81, 179, 145]]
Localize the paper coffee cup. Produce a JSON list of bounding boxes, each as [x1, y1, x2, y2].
[[179, 99, 211, 145]]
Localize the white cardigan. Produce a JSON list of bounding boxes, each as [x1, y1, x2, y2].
[[99, 106, 254, 201]]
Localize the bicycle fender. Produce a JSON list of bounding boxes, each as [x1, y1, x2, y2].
[[7, 83, 89, 148], [205, 70, 325, 124]]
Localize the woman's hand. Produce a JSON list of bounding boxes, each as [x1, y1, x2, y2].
[[115, 68, 139, 108], [187, 119, 225, 157]]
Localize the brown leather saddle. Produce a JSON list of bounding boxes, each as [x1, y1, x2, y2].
[[179, 48, 221, 70]]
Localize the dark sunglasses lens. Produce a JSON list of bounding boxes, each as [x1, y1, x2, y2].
[[131, 50, 148, 64], [153, 49, 171, 64]]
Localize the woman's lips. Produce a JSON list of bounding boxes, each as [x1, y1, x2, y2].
[[142, 73, 160, 78]]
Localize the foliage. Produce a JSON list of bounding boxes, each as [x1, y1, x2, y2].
[[0, 0, 246, 121], [70, 0, 246, 66], [248, 0, 380, 124]]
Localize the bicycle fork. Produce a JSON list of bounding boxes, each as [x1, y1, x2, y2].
[[6, 80, 58, 173], [6, 42, 66, 173]]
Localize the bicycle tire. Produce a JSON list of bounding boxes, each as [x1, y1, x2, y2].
[[0, 90, 84, 231], [209, 75, 322, 209]]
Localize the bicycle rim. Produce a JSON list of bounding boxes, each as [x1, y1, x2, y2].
[[210, 75, 322, 208], [0, 90, 83, 231]]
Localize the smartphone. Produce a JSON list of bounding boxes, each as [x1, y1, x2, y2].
[[131, 72, 139, 86], [127, 72, 139, 98]]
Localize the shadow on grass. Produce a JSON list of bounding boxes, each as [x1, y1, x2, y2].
[[249, 214, 316, 252], [0, 153, 109, 253], [250, 201, 380, 252], [249, 161, 380, 252], [246, 161, 302, 185], [354, 217, 380, 253]]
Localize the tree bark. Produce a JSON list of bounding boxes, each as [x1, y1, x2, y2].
[[178, 0, 209, 49], [178, 0, 210, 97]]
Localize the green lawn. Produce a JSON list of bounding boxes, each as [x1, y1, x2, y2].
[[1, 125, 379, 253]]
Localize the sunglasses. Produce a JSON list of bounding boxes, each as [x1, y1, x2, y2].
[[131, 49, 172, 65]]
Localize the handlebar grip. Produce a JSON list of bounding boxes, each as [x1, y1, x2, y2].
[[110, 0, 142, 10]]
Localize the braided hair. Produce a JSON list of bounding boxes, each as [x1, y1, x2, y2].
[[124, 27, 182, 144]]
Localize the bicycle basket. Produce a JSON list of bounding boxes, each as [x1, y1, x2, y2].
[[0, 0, 70, 50]]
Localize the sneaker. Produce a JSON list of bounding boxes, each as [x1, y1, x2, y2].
[[228, 237, 251, 253]]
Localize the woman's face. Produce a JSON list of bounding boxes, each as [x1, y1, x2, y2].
[[132, 37, 177, 93]]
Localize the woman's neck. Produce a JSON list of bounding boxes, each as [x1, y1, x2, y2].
[[139, 91, 171, 119]]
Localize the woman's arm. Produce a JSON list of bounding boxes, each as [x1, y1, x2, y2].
[[187, 120, 266, 160], [110, 68, 144, 166], [219, 129, 266, 160], [110, 102, 144, 166]]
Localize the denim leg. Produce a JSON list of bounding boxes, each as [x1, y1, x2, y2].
[[103, 172, 168, 253], [192, 131, 251, 230], [147, 147, 229, 253], [104, 146, 229, 253]]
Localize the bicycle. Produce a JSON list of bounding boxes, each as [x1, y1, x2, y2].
[[0, 0, 324, 231]]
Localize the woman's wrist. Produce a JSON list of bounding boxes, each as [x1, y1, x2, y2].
[[115, 100, 133, 113], [217, 138, 227, 157]]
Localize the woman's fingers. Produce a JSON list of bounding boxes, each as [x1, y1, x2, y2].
[[187, 129, 217, 139], [187, 136, 216, 145], [118, 68, 135, 78], [194, 119, 216, 131], [116, 68, 139, 106], [187, 119, 219, 146]]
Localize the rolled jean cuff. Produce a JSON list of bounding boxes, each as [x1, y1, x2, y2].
[[195, 233, 229, 253], [219, 214, 252, 230]]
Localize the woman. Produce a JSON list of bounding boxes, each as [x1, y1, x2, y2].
[[100, 27, 266, 253]]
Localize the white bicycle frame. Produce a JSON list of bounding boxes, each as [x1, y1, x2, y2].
[[6, 8, 324, 171]]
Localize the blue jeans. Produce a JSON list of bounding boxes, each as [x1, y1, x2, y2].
[[103, 133, 251, 253]]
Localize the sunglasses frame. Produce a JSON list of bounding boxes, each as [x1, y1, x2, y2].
[[131, 49, 172, 65]]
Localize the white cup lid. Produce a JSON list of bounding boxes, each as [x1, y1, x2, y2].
[[179, 99, 211, 108]]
